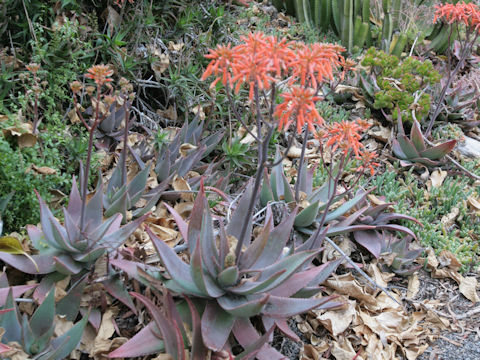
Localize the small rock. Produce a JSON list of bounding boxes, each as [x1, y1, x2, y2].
[[457, 136, 480, 158]]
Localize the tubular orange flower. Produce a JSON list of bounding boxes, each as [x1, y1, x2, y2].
[[356, 150, 380, 176], [322, 119, 366, 158], [263, 35, 294, 77], [288, 43, 345, 89], [201, 44, 237, 88], [434, 2, 480, 31], [85, 65, 114, 86], [274, 86, 323, 134], [231, 32, 274, 99]]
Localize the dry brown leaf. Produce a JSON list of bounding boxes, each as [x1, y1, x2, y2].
[[458, 276, 480, 303], [191, 104, 205, 120], [440, 207, 459, 228], [54, 315, 75, 337], [325, 273, 377, 305], [2, 342, 29, 360], [145, 222, 178, 243], [92, 308, 117, 356], [287, 144, 315, 158], [467, 196, 480, 211], [172, 176, 194, 202], [0, 114, 8, 122], [238, 125, 258, 145], [429, 170, 447, 189], [106, 6, 121, 33], [300, 344, 321, 360], [168, 41, 184, 52], [174, 202, 194, 218], [425, 248, 439, 271], [438, 250, 462, 271], [32, 165, 57, 175], [18, 133, 37, 148], [317, 300, 356, 336], [151, 54, 170, 79], [179, 143, 197, 157], [368, 125, 391, 142], [331, 338, 362, 360], [406, 273, 420, 300], [366, 263, 394, 289]]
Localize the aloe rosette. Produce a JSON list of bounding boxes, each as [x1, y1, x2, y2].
[[0, 177, 147, 276], [0, 273, 88, 359], [110, 181, 343, 358], [392, 110, 456, 167]]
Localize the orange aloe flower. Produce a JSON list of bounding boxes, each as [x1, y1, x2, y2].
[[288, 43, 345, 89], [274, 86, 323, 134], [231, 32, 275, 99], [201, 44, 237, 88], [322, 119, 366, 158], [263, 35, 294, 77], [85, 65, 114, 86], [356, 150, 380, 176], [434, 2, 480, 31]]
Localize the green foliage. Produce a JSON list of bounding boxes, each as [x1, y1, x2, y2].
[[362, 166, 480, 269], [360, 48, 440, 123], [0, 137, 66, 233], [222, 136, 252, 170]]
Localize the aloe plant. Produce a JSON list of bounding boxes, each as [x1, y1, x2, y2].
[[379, 234, 423, 275], [103, 153, 168, 222], [0, 275, 88, 360], [0, 175, 147, 276], [392, 110, 457, 167], [154, 116, 223, 183], [110, 181, 343, 357], [109, 291, 272, 359], [439, 78, 480, 130]]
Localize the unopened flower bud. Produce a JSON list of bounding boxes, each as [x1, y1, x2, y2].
[[119, 77, 129, 87], [104, 95, 116, 106], [70, 81, 83, 94], [85, 86, 95, 96]]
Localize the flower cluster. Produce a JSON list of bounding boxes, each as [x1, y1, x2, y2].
[[201, 32, 345, 133], [322, 119, 371, 158], [433, 2, 480, 31], [275, 86, 323, 133], [85, 65, 114, 86]]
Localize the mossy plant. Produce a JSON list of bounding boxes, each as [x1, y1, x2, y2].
[[360, 165, 480, 270]]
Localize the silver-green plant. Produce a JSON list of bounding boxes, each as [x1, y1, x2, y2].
[[0, 275, 88, 360]]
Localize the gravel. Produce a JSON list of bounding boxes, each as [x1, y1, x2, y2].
[[418, 332, 480, 360]]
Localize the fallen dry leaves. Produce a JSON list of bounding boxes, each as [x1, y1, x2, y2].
[[298, 254, 479, 360]]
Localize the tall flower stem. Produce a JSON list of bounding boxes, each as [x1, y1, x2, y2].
[[294, 128, 309, 202], [121, 96, 130, 185], [235, 85, 274, 259], [306, 155, 345, 250], [425, 30, 479, 137], [32, 92, 39, 134], [80, 85, 101, 235]]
